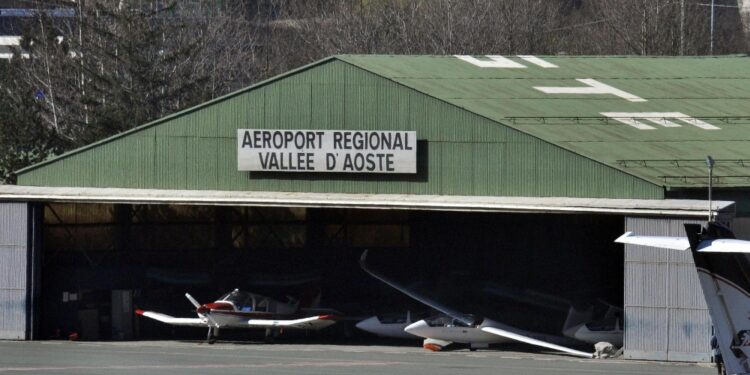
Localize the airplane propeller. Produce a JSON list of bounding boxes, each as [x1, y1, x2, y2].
[[185, 293, 219, 344], [185, 293, 201, 310]]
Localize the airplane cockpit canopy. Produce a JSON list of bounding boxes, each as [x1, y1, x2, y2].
[[218, 289, 270, 312], [376, 311, 428, 324], [424, 314, 476, 328]]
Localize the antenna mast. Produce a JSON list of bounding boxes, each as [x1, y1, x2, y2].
[[706, 155, 715, 222]]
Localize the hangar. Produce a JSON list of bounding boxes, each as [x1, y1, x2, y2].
[[0, 55, 749, 362]]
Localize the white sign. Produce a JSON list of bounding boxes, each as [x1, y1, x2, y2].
[[534, 78, 646, 102], [601, 112, 721, 130], [237, 130, 417, 173]]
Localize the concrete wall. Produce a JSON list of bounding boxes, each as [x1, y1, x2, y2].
[[623, 217, 711, 362], [0, 203, 28, 339]]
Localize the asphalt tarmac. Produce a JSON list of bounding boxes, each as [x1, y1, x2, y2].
[[0, 340, 716, 375]]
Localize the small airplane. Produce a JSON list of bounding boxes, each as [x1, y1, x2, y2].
[[136, 289, 338, 343], [355, 311, 422, 339], [483, 284, 623, 347], [616, 220, 750, 375], [561, 303, 623, 348], [359, 250, 594, 357]]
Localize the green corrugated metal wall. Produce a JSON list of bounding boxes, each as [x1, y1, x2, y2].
[[17, 59, 663, 199]]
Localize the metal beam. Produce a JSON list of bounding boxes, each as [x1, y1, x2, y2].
[[0, 185, 734, 217]]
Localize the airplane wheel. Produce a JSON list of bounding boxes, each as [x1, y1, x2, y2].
[[423, 343, 443, 352], [264, 328, 276, 344], [207, 327, 215, 344]]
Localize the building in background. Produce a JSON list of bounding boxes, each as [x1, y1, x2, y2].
[[0, 54, 748, 362], [0, 1, 74, 60]]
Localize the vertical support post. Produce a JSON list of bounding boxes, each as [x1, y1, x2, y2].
[[26, 203, 43, 340], [706, 156, 715, 222]]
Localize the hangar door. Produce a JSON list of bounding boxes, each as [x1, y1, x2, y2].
[[0, 203, 31, 339], [623, 217, 710, 362]]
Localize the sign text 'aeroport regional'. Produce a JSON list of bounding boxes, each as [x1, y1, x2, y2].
[[237, 130, 417, 173]]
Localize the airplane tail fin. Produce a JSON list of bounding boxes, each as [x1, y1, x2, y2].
[[617, 222, 750, 374], [685, 222, 750, 375], [562, 306, 593, 335]]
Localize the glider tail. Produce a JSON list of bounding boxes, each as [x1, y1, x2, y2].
[[686, 223, 750, 375]]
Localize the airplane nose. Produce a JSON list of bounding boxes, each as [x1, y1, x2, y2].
[[196, 304, 210, 314], [355, 316, 379, 334], [404, 320, 430, 337]]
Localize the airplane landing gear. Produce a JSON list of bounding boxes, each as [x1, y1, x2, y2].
[[469, 343, 488, 351], [264, 328, 276, 344], [207, 326, 217, 344]]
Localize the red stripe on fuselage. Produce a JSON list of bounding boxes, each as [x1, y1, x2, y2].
[[205, 302, 233, 311], [210, 310, 275, 318]]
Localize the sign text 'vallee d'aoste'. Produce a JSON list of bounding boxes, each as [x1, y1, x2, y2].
[[237, 130, 417, 173]]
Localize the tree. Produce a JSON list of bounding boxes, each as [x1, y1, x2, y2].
[[2, 0, 747, 183], [0, 58, 65, 183]]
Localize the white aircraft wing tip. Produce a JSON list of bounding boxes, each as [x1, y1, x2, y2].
[[480, 327, 594, 358], [613, 233, 690, 251], [136, 310, 206, 327], [697, 239, 750, 253], [614, 232, 634, 244]]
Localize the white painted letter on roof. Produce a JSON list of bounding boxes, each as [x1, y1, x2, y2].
[[455, 55, 526, 68], [534, 79, 646, 102], [517, 55, 558, 68], [601, 112, 721, 130]]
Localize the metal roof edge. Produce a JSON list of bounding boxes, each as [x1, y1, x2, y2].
[[0, 185, 734, 217], [15, 56, 342, 176], [335, 57, 668, 191]]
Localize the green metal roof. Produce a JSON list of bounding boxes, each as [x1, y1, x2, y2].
[[338, 55, 750, 187]]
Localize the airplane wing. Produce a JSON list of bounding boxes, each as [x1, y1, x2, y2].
[[697, 239, 750, 253], [360, 250, 594, 357], [245, 315, 337, 330], [359, 250, 475, 326], [615, 232, 750, 253], [481, 327, 593, 358], [136, 309, 207, 327], [614, 232, 690, 250]]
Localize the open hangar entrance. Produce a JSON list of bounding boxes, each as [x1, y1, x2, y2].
[[1, 186, 730, 362], [37, 202, 625, 343]]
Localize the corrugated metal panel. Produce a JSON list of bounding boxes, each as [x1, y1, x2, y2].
[[624, 262, 668, 308], [624, 216, 711, 362], [624, 307, 668, 360], [0, 203, 27, 246], [338, 55, 750, 188], [16, 59, 665, 199], [0, 246, 26, 289], [0, 203, 28, 340], [0, 290, 26, 340], [669, 264, 708, 309], [668, 308, 712, 362]]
